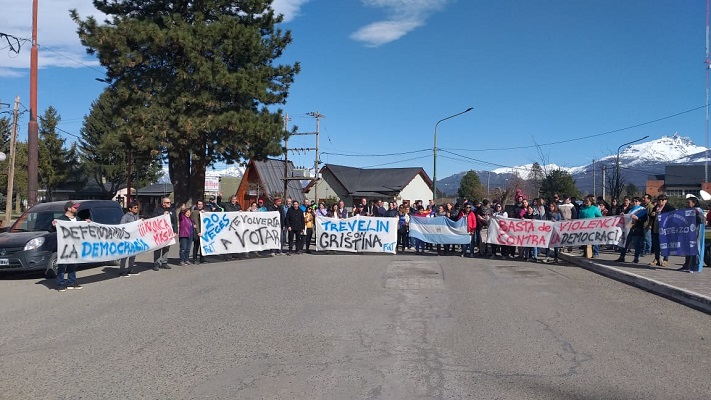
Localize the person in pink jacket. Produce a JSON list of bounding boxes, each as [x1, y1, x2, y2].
[[460, 204, 477, 257]]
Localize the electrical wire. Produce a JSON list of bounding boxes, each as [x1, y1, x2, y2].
[[442, 104, 708, 153], [321, 148, 431, 157]]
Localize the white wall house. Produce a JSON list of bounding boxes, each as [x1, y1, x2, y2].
[[304, 164, 433, 208]]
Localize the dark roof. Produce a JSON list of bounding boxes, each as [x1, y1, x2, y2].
[[137, 183, 174, 196], [664, 165, 706, 186], [321, 164, 431, 196], [251, 159, 304, 201]]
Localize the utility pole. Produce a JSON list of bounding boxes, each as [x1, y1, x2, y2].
[[283, 112, 323, 203], [306, 111, 324, 204], [5, 97, 20, 224], [592, 159, 596, 197], [27, 0, 39, 207], [601, 165, 606, 200], [283, 114, 290, 199]]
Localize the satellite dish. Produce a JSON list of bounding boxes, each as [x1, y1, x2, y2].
[[700, 190, 711, 201]]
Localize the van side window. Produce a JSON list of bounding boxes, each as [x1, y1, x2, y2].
[[77, 209, 91, 221]]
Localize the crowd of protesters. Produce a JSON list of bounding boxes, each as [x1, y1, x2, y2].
[[109, 190, 707, 276]]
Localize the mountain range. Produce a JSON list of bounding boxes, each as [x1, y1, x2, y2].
[[437, 133, 710, 197], [160, 134, 710, 198]]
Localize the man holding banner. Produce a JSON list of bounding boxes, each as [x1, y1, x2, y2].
[[152, 197, 178, 270]]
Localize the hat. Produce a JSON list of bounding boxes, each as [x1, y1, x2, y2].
[[258, 199, 264, 203], [209, 196, 216, 200], [65, 201, 80, 210]]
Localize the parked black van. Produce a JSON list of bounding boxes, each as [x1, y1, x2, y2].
[[0, 200, 124, 278]]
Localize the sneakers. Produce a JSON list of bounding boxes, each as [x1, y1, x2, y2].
[[153, 264, 160, 271], [57, 285, 67, 292], [161, 264, 172, 269], [119, 271, 129, 278], [676, 266, 690, 272], [614, 257, 625, 262], [127, 270, 140, 276], [542, 257, 552, 263], [67, 283, 83, 290], [179, 261, 186, 266]]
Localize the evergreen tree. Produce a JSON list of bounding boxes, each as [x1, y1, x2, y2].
[[540, 169, 580, 199], [528, 162, 545, 198], [79, 89, 162, 199], [38, 106, 73, 201], [457, 170, 484, 200], [624, 182, 639, 198], [72, 0, 300, 204]]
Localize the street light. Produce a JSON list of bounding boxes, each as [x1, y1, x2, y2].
[[615, 135, 649, 199], [433, 107, 473, 201]]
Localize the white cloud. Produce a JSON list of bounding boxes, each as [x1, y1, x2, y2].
[[351, 0, 450, 47], [271, 0, 310, 23], [0, 0, 309, 72], [0, 1, 105, 71]]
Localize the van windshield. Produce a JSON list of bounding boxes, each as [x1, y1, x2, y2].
[[10, 210, 64, 232]]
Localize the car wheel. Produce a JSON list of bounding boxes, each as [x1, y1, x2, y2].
[[44, 253, 58, 279]]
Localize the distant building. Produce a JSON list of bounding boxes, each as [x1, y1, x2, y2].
[[305, 164, 434, 208], [235, 159, 305, 207], [646, 164, 711, 197]]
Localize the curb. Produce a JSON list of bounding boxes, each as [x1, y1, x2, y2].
[[559, 253, 711, 315]]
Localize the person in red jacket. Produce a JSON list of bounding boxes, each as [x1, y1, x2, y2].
[[459, 204, 477, 257]]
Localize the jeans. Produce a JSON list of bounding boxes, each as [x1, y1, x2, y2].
[[546, 247, 559, 259], [153, 246, 170, 266], [304, 228, 313, 251], [414, 238, 425, 252], [119, 256, 136, 273], [179, 237, 192, 262], [619, 235, 643, 261], [398, 229, 408, 252], [644, 229, 652, 254], [56, 263, 77, 287], [592, 245, 600, 257], [288, 230, 303, 252], [461, 234, 476, 256]]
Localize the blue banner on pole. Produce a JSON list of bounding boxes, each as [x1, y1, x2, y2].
[[659, 210, 704, 271]]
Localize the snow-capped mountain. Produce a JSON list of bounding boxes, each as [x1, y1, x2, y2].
[[157, 165, 245, 183], [439, 133, 711, 196]]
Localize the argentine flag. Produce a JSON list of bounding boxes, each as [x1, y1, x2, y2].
[[409, 216, 471, 245]]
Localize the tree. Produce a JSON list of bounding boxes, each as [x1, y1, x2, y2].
[[540, 169, 581, 200], [527, 162, 545, 198], [79, 89, 163, 199], [38, 106, 76, 201], [457, 170, 484, 200], [624, 182, 639, 198], [72, 1, 300, 205]]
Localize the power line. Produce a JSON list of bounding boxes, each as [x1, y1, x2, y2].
[[362, 155, 431, 168], [321, 148, 430, 157], [443, 104, 708, 153], [36, 44, 105, 74]]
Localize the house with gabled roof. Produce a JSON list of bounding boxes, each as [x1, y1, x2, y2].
[[305, 164, 434, 208], [234, 158, 306, 207]]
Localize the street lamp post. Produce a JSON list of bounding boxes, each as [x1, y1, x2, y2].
[[433, 107, 473, 202], [615, 135, 649, 200]]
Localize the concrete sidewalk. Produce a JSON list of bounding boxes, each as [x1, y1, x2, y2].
[[559, 247, 711, 314]]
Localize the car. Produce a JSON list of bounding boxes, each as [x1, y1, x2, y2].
[[0, 200, 124, 278]]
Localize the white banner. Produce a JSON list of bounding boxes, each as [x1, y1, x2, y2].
[[486, 215, 630, 248], [199, 211, 281, 255], [57, 214, 176, 264], [315, 215, 398, 253]]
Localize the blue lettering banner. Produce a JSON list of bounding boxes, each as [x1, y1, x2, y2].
[[659, 210, 704, 262]]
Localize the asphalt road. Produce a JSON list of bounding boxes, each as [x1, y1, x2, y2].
[[1, 249, 710, 400]]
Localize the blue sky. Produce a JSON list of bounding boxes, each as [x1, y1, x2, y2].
[[0, 0, 707, 180]]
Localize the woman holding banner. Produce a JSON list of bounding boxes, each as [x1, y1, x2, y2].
[[579, 195, 603, 258], [679, 196, 704, 273], [178, 208, 194, 266], [543, 202, 562, 263], [397, 205, 410, 253]]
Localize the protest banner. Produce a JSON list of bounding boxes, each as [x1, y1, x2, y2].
[[57, 214, 176, 264], [199, 211, 281, 256], [315, 215, 397, 253], [409, 216, 470, 245], [659, 210, 705, 261], [550, 216, 627, 247], [486, 216, 554, 247]]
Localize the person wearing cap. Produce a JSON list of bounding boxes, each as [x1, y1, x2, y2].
[[152, 197, 178, 270], [118, 201, 142, 277], [207, 195, 223, 212], [51, 201, 88, 291], [256, 199, 267, 212]]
